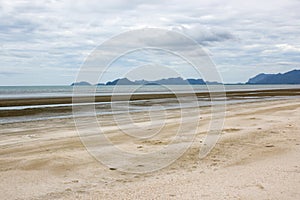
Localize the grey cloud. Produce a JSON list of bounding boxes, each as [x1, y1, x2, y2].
[[172, 25, 237, 45], [0, 71, 23, 76]]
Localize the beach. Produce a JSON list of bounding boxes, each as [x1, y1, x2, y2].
[[0, 89, 300, 199], [2, 0, 300, 199]]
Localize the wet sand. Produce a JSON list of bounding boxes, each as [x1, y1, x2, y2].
[[1, 88, 300, 120], [0, 97, 300, 199], [1, 88, 300, 107]]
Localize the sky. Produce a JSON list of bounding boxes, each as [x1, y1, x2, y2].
[[0, 0, 300, 85]]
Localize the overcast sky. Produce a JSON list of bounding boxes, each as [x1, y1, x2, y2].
[[1, 0, 300, 85]]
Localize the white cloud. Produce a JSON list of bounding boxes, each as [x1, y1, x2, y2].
[[275, 44, 300, 52]]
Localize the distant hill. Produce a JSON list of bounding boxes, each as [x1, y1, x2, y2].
[[247, 69, 300, 84], [187, 78, 206, 85], [71, 81, 92, 86], [106, 78, 137, 85], [103, 77, 208, 85], [154, 77, 188, 85], [71, 69, 300, 86]]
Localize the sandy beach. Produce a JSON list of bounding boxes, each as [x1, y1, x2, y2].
[[2, 0, 300, 199], [0, 97, 300, 199]]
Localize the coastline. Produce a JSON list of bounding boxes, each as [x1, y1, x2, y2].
[[0, 95, 300, 199], [1, 88, 300, 107], [1, 88, 300, 124]]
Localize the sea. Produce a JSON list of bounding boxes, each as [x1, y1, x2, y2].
[[0, 85, 300, 124]]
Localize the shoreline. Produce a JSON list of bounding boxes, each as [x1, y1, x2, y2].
[[1, 88, 300, 124], [0, 96, 297, 125], [0, 89, 299, 123], [1, 88, 300, 107]]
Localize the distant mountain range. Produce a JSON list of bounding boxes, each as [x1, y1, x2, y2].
[[246, 69, 300, 84], [71, 77, 211, 86], [105, 77, 208, 85], [70, 81, 92, 86], [71, 69, 300, 86]]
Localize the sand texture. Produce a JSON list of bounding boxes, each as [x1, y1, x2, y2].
[[0, 98, 300, 199]]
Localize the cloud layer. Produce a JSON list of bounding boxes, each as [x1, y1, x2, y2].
[[1, 0, 300, 85]]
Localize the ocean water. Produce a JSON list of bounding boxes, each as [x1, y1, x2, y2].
[[0, 85, 300, 124], [1, 84, 300, 99]]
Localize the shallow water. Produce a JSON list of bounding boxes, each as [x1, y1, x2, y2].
[[0, 85, 300, 124], [1, 84, 300, 98]]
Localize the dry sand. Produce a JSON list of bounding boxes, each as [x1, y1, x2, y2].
[[0, 98, 300, 199]]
